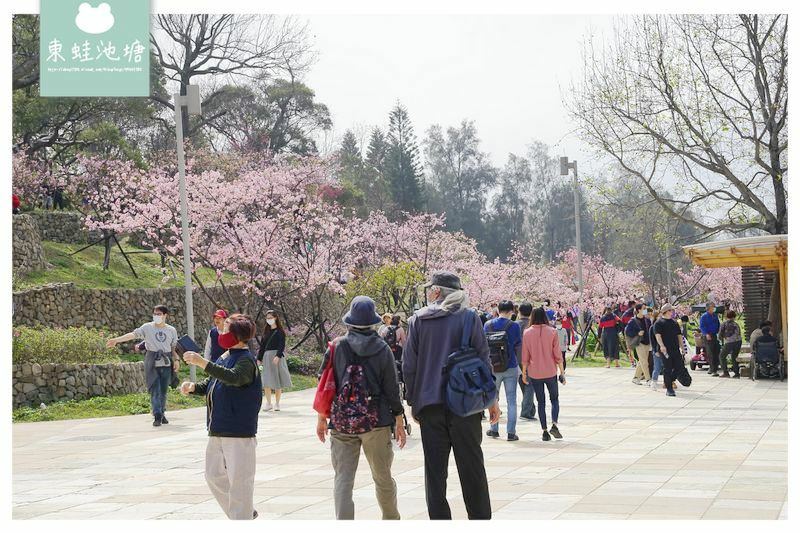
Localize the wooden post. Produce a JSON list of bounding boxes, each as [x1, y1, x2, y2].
[[779, 259, 788, 359]]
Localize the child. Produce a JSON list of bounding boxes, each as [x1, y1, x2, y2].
[[181, 314, 262, 520]]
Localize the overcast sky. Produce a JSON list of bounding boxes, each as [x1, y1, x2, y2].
[[304, 14, 616, 168]]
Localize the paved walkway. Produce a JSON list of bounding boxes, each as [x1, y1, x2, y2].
[[13, 367, 788, 520]]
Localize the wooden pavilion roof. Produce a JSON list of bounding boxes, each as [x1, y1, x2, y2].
[[683, 234, 788, 270]]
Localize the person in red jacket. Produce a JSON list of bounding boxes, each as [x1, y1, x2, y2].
[[598, 306, 621, 368], [12, 193, 20, 214]]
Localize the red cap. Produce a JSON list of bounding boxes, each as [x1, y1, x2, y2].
[[213, 309, 228, 319]]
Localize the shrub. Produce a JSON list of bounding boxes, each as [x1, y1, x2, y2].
[[12, 326, 120, 365], [286, 353, 322, 375]]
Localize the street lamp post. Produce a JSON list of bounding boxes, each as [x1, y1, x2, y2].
[[174, 85, 202, 381], [560, 156, 584, 314]]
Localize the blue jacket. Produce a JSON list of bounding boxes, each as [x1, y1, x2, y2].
[[484, 317, 522, 369], [200, 348, 262, 437], [403, 306, 491, 418], [625, 316, 652, 345], [207, 327, 225, 363], [699, 312, 720, 336]]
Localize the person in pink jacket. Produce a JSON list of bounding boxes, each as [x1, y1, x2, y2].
[[521, 307, 566, 441]]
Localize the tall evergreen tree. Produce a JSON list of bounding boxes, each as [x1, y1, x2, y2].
[[487, 153, 531, 259], [385, 102, 424, 213]]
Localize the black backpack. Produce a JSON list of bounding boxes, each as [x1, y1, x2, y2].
[[485, 320, 512, 373], [384, 326, 398, 351]]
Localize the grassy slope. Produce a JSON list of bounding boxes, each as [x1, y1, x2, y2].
[[14, 240, 225, 290]]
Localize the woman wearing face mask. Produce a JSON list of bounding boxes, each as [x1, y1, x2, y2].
[[257, 310, 291, 412], [181, 314, 262, 520]]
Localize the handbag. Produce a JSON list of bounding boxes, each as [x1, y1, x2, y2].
[[313, 339, 338, 417]]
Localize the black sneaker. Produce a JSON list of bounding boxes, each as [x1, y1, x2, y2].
[[486, 430, 500, 438], [507, 433, 519, 441], [519, 415, 536, 421], [542, 430, 551, 441], [549, 425, 563, 439], [732, 374, 740, 379], [666, 390, 676, 397], [153, 416, 162, 427], [253, 510, 258, 520], [160, 415, 169, 424]]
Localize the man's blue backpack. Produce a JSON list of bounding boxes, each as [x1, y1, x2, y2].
[[444, 310, 497, 417]]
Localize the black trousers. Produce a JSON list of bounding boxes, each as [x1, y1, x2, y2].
[[418, 404, 492, 520], [662, 351, 682, 392], [720, 341, 742, 376], [706, 338, 721, 372]]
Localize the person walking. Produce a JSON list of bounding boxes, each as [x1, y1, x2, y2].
[[521, 307, 566, 441], [625, 304, 652, 385], [484, 300, 522, 441], [316, 296, 406, 520], [561, 311, 575, 347], [180, 314, 262, 520], [599, 306, 621, 367], [718, 310, 742, 378], [516, 302, 537, 421], [649, 309, 663, 391], [203, 309, 228, 363], [380, 314, 406, 363], [555, 319, 569, 369], [106, 305, 179, 427], [403, 270, 500, 520], [378, 313, 393, 337], [620, 300, 637, 367], [257, 310, 291, 411], [653, 304, 687, 397], [700, 302, 721, 376]]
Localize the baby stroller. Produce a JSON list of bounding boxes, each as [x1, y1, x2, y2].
[[750, 338, 785, 381]]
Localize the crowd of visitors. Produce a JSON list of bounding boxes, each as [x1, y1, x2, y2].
[[103, 271, 766, 521]]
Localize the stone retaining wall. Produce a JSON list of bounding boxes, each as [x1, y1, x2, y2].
[[26, 210, 101, 244], [12, 214, 47, 275], [12, 362, 145, 408], [12, 282, 258, 341]]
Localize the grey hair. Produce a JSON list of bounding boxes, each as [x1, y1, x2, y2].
[[430, 285, 470, 313]]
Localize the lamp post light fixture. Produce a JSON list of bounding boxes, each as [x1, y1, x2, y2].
[[560, 156, 584, 309], [174, 84, 201, 381]]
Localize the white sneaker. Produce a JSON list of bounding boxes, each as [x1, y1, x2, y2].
[[650, 381, 658, 391], [632, 378, 641, 385], [274, 404, 281, 412], [262, 403, 273, 412]]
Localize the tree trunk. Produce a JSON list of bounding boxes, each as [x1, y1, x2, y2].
[[102, 232, 112, 270]]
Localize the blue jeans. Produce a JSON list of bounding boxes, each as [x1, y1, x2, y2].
[[651, 353, 664, 383], [531, 376, 559, 430], [491, 366, 519, 435], [520, 377, 536, 419], [149, 366, 171, 416]]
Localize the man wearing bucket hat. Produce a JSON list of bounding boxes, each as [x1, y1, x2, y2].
[[403, 270, 500, 520], [316, 295, 405, 520], [653, 303, 687, 397]]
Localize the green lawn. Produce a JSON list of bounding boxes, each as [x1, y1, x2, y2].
[[12, 372, 317, 423], [14, 239, 227, 291]]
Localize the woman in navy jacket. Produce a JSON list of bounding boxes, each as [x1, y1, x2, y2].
[[181, 314, 262, 520]]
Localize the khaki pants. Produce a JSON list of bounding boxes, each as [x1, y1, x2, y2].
[[633, 343, 651, 381], [330, 426, 400, 520], [205, 436, 257, 520]]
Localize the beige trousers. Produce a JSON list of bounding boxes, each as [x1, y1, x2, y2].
[[633, 343, 651, 381], [330, 426, 400, 520], [205, 436, 257, 520]]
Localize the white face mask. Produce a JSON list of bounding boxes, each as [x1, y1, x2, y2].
[[153, 315, 164, 325], [267, 318, 276, 326]]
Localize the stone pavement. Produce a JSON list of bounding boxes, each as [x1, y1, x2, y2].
[[13, 367, 788, 520]]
